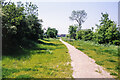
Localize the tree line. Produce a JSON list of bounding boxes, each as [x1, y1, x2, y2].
[[0, 1, 58, 54], [68, 10, 120, 45]]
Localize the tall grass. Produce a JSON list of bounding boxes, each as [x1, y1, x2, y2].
[[2, 38, 73, 78], [63, 38, 119, 78]]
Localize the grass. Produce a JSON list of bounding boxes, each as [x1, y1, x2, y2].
[[62, 37, 119, 78], [2, 38, 73, 78], [0, 60, 2, 80]]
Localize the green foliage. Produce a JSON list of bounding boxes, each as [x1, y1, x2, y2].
[[74, 13, 120, 46], [112, 40, 120, 45], [63, 39, 118, 77], [66, 34, 70, 38], [2, 39, 72, 78], [46, 27, 58, 38], [110, 72, 118, 76], [76, 29, 93, 41], [2, 68, 20, 78], [76, 30, 84, 39], [95, 13, 120, 45], [68, 25, 77, 39], [2, 1, 44, 54], [16, 75, 33, 78]]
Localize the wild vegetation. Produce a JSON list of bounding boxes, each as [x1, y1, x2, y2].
[[1, 0, 120, 79], [63, 38, 119, 77], [2, 38, 72, 78], [45, 27, 58, 38], [1, 1, 62, 78], [1, 1, 58, 54], [2, 1, 44, 55], [68, 11, 120, 45], [65, 10, 120, 78]]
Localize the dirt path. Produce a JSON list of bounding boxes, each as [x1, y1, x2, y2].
[[60, 39, 113, 78]]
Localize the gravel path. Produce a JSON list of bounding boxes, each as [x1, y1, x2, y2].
[[60, 39, 113, 78]]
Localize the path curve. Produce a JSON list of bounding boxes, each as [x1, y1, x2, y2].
[[60, 39, 113, 78]]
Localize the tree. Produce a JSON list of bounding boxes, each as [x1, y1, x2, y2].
[[76, 29, 93, 41], [23, 2, 43, 41], [68, 25, 77, 39], [2, 2, 25, 48], [96, 13, 120, 45], [24, 2, 38, 16], [76, 30, 84, 39], [46, 27, 58, 38], [69, 10, 87, 31], [2, 1, 44, 53]]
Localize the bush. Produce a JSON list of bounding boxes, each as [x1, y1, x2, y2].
[[112, 40, 120, 46], [76, 29, 93, 41]]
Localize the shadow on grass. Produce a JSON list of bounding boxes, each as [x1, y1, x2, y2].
[[2, 39, 61, 60], [37, 39, 62, 46], [42, 38, 50, 42]]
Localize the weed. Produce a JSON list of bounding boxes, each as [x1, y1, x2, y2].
[[110, 72, 118, 76], [77, 47, 84, 51], [16, 74, 33, 78], [62, 38, 118, 77], [95, 61, 104, 65], [2, 68, 20, 78], [2, 38, 72, 78]]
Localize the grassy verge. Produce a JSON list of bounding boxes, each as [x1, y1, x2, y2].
[[62, 38, 119, 78], [0, 60, 1, 79], [2, 38, 72, 78]]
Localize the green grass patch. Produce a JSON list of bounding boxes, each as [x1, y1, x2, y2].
[[62, 38, 119, 78], [16, 74, 33, 78], [2, 38, 72, 78]]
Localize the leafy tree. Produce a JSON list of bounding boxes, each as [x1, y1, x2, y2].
[[69, 10, 87, 31], [76, 30, 84, 39], [83, 29, 93, 41], [23, 2, 43, 41], [46, 27, 58, 38], [96, 13, 120, 45], [68, 25, 77, 39], [76, 29, 93, 41], [24, 2, 38, 16], [2, 2, 25, 48], [2, 1, 44, 53]]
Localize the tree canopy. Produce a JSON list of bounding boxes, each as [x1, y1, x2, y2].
[[69, 10, 87, 31], [1, 1, 44, 53], [68, 25, 77, 39], [95, 13, 120, 45], [46, 27, 58, 38], [68, 12, 120, 45]]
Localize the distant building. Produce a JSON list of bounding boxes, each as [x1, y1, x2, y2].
[[57, 34, 66, 37]]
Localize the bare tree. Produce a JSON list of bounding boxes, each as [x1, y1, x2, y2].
[[69, 10, 87, 31]]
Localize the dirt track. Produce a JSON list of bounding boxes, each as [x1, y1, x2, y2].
[[60, 39, 113, 78]]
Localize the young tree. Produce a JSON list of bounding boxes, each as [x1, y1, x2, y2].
[[96, 13, 120, 45], [76, 30, 84, 39], [68, 25, 77, 39], [76, 29, 93, 41], [46, 27, 58, 38], [69, 10, 87, 31]]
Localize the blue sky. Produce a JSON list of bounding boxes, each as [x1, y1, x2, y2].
[[5, 0, 119, 34]]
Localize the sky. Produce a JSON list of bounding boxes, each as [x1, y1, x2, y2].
[[5, 0, 119, 34]]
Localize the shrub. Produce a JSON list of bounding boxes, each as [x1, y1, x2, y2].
[[112, 40, 120, 46]]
